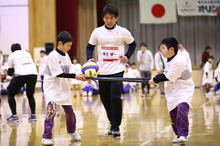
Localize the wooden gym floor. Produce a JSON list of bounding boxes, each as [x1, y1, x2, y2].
[[0, 88, 220, 146]]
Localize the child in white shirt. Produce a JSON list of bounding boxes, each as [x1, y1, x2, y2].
[[41, 31, 85, 145], [149, 37, 194, 144], [202, 56, 214, 97]]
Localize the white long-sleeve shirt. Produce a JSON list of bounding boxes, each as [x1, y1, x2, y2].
[[177, 48, 192, 73], [137, 50, 154, 71]]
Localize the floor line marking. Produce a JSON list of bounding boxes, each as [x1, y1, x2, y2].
[[139, 96, 215, 146]]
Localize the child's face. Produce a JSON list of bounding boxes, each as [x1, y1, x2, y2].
[[73, 59, 77, 64], [103, 13, 118, 28], [208, 58, 213, 63], [178, 44, 184, 50], [3, 70, 7, 75], [140, 46, 147, 51], [131, 65, 136, 69], [161, 44, 175, 58], [58, 41, 72, 53], [40, 52, 45, 57]]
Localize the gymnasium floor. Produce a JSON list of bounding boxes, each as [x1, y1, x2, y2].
[[0, 88, 220, 146]]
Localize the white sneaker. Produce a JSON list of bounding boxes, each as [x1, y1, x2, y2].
[[83, 91, 87, 96], [178, 136, 188, 143], [172, 137, 179, 143], [88, 91, 92, 96], [41, 138, 53, 145], [72, 132, 81, 141]]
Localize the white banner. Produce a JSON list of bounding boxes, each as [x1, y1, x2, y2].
[[139, 0, 177, 24], [177, 0, 220, 16]]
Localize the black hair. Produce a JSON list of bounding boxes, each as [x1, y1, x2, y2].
[[40, 50, 45, 54], [11, 43, 22, 52], [179, 42, 184, 45], [205, 46, 211, 51], [72, 56, 79, 61], [208, 55, 214, 60], [140, 42, 147, 47], [216, 61, 220, 67], [131, 62, 136, 66], [161, 37, 178, 54], [57, 31, 73, 45], [102, 4, 118, 18]]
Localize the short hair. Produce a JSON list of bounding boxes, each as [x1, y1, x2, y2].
[[161, 37, 178, 54], [205, 46, 211, 51], [57, 31, 73, 45], [216, 61, 220, 67], [40, 50, 45, 54], [131, 62, 136, 66], [208, 55, 214, 60], [140, 42, 147, 47], [72, 56, 79, 61], [11, 43, 22, 52], [102, 4, 118, 18]]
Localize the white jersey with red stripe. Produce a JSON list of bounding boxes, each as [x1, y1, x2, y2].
[[88, 25, 134, 75], [8, 50, 37, 75]]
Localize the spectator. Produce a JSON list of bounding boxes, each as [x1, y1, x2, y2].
[[1, 69, 12, 94], [137, 43, 154, 97], [36, 50, 47, 93], [6, 43, 37, 121], [70, 57, 82, 97], [214, 61, 220, 95], [202, 56, 214, 97], [178, 43, 192, 73], [82, 80, 99, 96], [201, 46, 211, 68], [154, 44, 166, 96]]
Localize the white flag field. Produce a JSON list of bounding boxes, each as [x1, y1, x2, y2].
[[176, 0, 220, 16], [139, 0, 177, 24]]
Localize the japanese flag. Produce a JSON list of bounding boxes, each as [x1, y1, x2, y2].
[[139, 0, 177, 24]]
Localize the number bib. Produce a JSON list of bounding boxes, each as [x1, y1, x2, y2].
[[101, 46, 119, 62]]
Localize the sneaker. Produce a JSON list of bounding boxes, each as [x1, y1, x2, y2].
[[146, 93, 150, 97], [41, 138, 53, 145], [141, 93, 145, 98], [112, 130, 120, 137], [108, 130, 113, 135], [83, 91, 87, 96], [178, 136, 188, 143], [7, 115, 19, 121], [88, 91, 92, 96], [172, 137, 179, 143], [71, 132, 81, 141], [28, 115, 37, 121]]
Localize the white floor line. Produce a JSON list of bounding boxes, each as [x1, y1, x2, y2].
[[139, 96, 215, 146], [199, 97, 214, 108], [139, 126, 171, 146]]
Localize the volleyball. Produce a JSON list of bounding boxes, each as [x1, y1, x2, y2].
[[81, 62, 100, 77]]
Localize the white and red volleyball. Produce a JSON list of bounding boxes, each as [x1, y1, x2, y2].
[[81, 62, 100, 77]]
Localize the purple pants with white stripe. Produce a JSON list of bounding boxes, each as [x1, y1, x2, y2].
[[43, 101, 76, 139], [169, 102, 189, 137]]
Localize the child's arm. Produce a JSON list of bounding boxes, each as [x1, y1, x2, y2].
[[57, 73, 85, 81], [149, 73, 169, 85]]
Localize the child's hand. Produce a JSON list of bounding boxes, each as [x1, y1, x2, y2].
[[119, 55, 128, 64], [75, 74, 86, 81], [148, 78, 156, 85]]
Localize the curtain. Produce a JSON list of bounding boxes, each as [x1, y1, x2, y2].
[[96, 0, 106, 27], [56, 0, 78, 60], [77, 0, 97, 64], [107, 0, 220, 65]]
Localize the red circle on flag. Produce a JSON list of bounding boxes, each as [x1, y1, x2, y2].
[[151, 4, 165, 18]]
